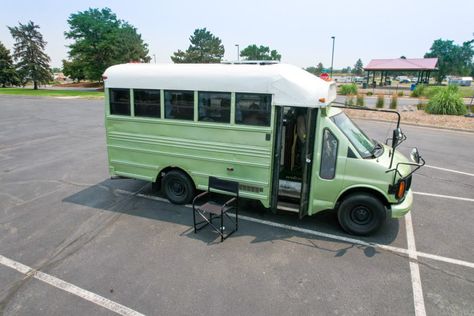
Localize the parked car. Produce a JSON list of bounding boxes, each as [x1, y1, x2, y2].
[[399, 77, 411, 84]]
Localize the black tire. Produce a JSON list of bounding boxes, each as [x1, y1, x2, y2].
[[162, 170, 195, 204], [337, 193, 387, 236]]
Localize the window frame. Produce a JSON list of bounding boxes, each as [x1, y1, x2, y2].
[[198, 91, 232, 124], [133, 88, 161, 119], [234, 92, 272, 127], [109, 88, 131, 116], [320, 128, 339, 180], [164, 89, 195, 121]]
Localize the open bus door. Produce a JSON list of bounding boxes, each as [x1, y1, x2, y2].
[[299, 108, 317, 218], [270, 106, 283, 213]]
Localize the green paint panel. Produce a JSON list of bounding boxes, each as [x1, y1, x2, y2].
[[106, 114, 274, 206]]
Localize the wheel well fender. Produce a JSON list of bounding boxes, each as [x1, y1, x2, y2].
[[336, 186, 390, 209], [155, 166, 196, 190]]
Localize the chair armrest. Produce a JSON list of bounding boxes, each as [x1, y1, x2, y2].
[[223, 197, 237, 208], [192, 191, 209, 208]]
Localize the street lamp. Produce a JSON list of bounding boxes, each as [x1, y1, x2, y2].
[[330, 36, 335, 79], [235, 44, 240, 62]]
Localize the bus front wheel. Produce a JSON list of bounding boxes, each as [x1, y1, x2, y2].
[[337, 193, 386, 236], [163, 170, 195, 205]]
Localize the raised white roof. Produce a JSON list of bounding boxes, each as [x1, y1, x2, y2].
[[103, 63, 336, 107]]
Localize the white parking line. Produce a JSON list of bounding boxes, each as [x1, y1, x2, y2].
[[413, 191, 474, 203], [133, 192, 474, 270], [0, 255, 145, 316], [425, 165, 474, 177], [405, 212, 426, 316]]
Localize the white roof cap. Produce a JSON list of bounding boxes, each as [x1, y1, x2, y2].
[[103, 63, 336, 108]]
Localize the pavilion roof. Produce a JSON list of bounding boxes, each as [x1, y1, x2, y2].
[[364, 58, 438, 71]]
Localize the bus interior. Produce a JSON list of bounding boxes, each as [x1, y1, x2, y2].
[[275, 106, 316, 213]]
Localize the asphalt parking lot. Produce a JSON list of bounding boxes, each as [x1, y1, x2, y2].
[[0, 95, 473, 315]]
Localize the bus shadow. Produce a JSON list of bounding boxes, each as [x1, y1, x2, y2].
[[63, 178, 401, 258]]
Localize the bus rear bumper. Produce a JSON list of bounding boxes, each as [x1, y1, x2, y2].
[[390, 189, 413, 218]]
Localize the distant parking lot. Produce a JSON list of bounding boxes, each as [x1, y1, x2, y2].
[[0, 95, 473, 315]]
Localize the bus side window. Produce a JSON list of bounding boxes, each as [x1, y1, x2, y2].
[[198, 92, 231, 123], [134, 89, 160, 118], [235, 93, 271, 126], [164, 90, 194, 120], [110, 88, 131, 116], [320, 129, 338, 179]]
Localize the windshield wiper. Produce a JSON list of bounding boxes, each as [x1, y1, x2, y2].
[[371, 140, 384, 157]]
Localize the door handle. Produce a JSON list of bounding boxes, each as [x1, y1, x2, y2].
[[227, 167, 234, 172]]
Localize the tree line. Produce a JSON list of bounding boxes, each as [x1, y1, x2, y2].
[[305, 58, 364, 76], [0, 6, 473, 88]]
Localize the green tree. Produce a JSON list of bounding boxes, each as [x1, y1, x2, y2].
[[316, 62, 324, 75], [352, 58, 364, 76], [65, 7, 150, 81], [171, 28, 224, 63], [341, 66, 352, 74], [424, 39, 474, 83], [62, 59, 85, 82], [0, 41, 18, 87], [305, 66, 317, 75], [240, 44, 281, 61], [8, 21, 52, 89]]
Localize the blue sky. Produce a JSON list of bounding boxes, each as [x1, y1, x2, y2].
[[1, 0, 473, 69]]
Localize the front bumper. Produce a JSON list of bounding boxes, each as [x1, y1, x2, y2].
[[390, 189, 413, 218]]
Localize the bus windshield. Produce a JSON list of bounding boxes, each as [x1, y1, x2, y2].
[[331, 112, 376, 158]]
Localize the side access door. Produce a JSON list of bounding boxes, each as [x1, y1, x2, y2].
[[299, 108, 317, 218]]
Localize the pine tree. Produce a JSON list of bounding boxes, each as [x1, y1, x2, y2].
[[352, 59, 364, 76], [0, 41, 18, 87], [8, 21, 52, 89], [171, 28, 225, 63]]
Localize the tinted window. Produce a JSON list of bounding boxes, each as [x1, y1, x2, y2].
[[110, 89, 130, 115], [235, 93, 271, 126], [320, 129, 338, 179], [134, 89, 161, 118], [164, 90, 194, 120], [198, 92, 231, 123]]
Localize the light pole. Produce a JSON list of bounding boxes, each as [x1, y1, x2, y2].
[[235, 44, 240, 62], [330, 36, 335, 79]]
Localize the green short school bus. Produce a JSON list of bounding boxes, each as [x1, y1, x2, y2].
[[103, 62, 424, 235]]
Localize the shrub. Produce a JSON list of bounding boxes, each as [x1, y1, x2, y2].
[[425, 85, 467, 115], [339, 83, 358, 95], [397, 91, 404, 97], [425, 86, 444, 98], [345, 96, 354, 106], [390, 94, 398, 109], [356, 94, 364, 106], [416, 101, 425, 110], [410, 84, 425, 97], [366, 91, 373, 96], [376, 94, 385, 108]]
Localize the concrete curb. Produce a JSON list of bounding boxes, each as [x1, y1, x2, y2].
[[354, 117, 474, 134]]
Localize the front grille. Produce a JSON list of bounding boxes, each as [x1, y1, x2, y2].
[[239, 184, 263, 193]]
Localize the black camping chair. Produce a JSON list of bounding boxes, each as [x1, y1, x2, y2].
[[192, 177, 239, 242]]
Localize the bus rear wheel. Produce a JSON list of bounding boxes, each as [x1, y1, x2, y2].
[[337, 193, 386, 236], [163, 170, 195, 205]]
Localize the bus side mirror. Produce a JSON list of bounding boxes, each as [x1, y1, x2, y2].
[[410, 147, 420, 164], [391, 128, 403, 148]]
